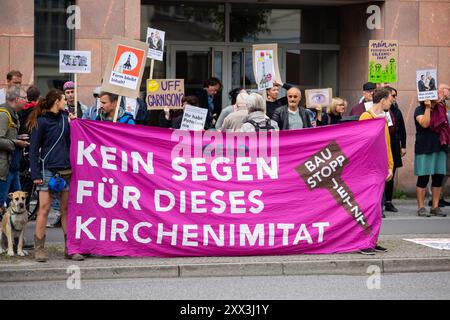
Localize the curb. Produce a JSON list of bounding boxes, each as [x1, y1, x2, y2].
[[1, 257, 450, 282]]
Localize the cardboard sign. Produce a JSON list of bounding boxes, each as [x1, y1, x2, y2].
[[59, 50, 91, 74], [254, 50, 275, 90], [364, 101, 373, 112], [252, 44, 282, 90], [0, 88, 5, 105], [385, 111, 393, 127], [368, 40, 398, 83], [101, 36, 148, 98], [305, 88, 333, 108], [180, 105, 208, 131], [146, 79, 184, 110], [417, 69, 438, 101], [124, 97, 139, 117], [146, 27, 165, 62]]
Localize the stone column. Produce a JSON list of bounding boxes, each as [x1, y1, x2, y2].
[[340, 0, 450, 196], [0, 0, 35, 88], [75, 0, 141, 107]]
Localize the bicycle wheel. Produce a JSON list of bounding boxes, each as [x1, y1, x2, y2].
[[28, 184, 39, 221]]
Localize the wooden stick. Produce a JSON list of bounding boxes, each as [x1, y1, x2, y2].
[[149, 59, 155, 80], [74, 73, 78, 117], [113, 95, 122, 123]]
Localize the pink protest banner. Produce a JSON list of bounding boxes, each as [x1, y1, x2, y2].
[[68, 119, 388, 257]]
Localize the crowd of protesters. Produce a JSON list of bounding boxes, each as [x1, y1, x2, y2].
[[1, 68, 450, 261]]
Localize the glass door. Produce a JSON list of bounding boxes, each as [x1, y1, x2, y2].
[[170, 45, 226, 109]]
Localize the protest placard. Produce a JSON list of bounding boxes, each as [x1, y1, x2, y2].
[[59, 50, 91, 74], [305, 88, 332, 108], [101, 36, 148, 99], [124, 97, 139, 117], [146, 79, 184, 110], [180, 105, 208, 131], [146, 27, 165, 62], [0, 88, 5, 105], [368, 40, 398, 83], [252, 44, 282, 90], [416, 69, 438, 101]]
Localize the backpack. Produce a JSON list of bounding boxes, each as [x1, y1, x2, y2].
[[246, 119, 275, 132], [0, 108, 18, 129]]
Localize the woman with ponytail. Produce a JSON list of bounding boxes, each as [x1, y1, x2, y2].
[[28, 89, 84, 262]]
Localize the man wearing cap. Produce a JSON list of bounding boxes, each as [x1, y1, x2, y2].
[[350, 82, 376, 117], [63, 81, 87, 119]]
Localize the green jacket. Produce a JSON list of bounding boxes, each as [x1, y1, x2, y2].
[[0, 104, 19, 181]]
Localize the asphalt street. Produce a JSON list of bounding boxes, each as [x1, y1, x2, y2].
[[1, 272, 449, 300]]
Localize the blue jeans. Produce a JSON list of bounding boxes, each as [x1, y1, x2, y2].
[[0, 171, 21, 208]]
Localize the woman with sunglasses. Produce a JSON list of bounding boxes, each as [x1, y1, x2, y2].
[[383, 86, 407, 214]]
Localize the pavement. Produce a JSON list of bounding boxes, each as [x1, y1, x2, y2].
[[1, 199, 450, 282]]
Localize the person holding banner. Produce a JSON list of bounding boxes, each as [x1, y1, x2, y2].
[[272, 87, 312, 130], [159, 95, 199, 129], [326, 98, 348, 125], [240, 93, 278, 132], [27, 89, 84, 262], [384, 87, 407, 213], [96, 92, 135, 125], [196, 77, 222, 129], [265, 81, 293, 119], [350, 82, 376, 117], [63, 81, 87, 119], [359, 87, 394, 254], [220, 91, 251, 132], [215, 88, 244, 130]]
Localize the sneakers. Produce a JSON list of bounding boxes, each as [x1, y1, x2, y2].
[[439, 199, 450, 207], [359, 248, 376, 255], [374, 245, 388, 252], [385, 202, 398, 212], [417, 207, 431, 217], [430, 207, 447, 217]]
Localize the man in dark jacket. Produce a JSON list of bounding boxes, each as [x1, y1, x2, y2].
[[350, 82, 376, 117], [195, 77, 222, 129], [384, 86, 407, 212], [271, 87, 312, 130]]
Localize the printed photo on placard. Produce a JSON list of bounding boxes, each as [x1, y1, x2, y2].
[[146, 27, 165, 61], [305, 88, 332, 108], [110, 44, 146, 90], [416, 69, 438, 101], [254, 50, 275, 90], [59, 50, 91, 74]]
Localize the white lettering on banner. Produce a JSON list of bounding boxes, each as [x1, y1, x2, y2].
[[77, 141, 154, 175], [171, 157, 278, 182], [154, 190, 264, 214], [134, 222, 152, 244], [240, 224, 265, 246], [76, 179, 142, 210], [74, 217, 331, 246]]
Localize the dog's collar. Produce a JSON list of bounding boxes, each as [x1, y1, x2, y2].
[[9, 207, 25, 216], [9, 207, 25, 232]]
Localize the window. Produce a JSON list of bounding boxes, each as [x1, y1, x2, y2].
[[230, 7, 301, 44], [34, 0, 74, 92], [141, 3, 225, 42]]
